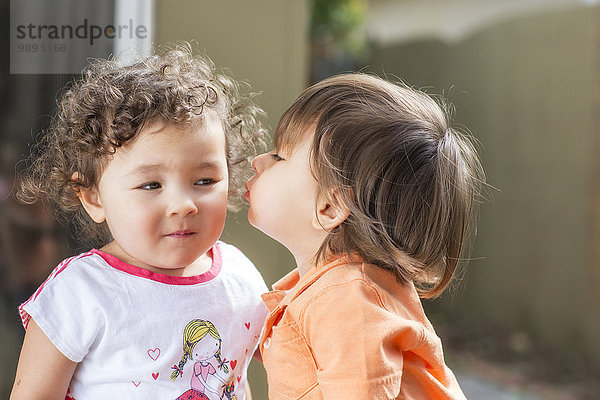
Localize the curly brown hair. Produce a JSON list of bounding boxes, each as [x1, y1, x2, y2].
[[18, 45, 268, 246]]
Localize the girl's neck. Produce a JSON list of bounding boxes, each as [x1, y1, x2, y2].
[[100, 240, 213, 277]]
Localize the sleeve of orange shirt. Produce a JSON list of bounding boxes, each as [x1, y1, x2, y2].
[[300, 276, 426, 399]]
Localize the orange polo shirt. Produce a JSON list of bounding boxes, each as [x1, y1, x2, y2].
[[260, 256, 466, 399]]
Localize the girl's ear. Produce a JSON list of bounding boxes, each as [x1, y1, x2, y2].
[[313, 191, 350, 231], [71, 172, 106, 223]]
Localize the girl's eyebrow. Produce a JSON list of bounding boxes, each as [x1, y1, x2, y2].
[[128, 164, 162, 175], [128, 162, 222, 175]]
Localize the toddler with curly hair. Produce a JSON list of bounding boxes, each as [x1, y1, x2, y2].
[[11, 47, 268, 400]]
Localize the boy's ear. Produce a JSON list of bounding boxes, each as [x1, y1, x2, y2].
[[71, 172, 106, 224], [313, 191, 350, 232]]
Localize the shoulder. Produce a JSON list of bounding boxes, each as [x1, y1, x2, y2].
[[297, 262, 429, 348], [316, 262, 421, 308], [18, 251, 111, 361], [299, 262, 390, 314], [215, 241, 256, 268], [215, 240, 250, 260], [302, 261, 418, 311], [19, 250, 116, 326], [216, 241, 265, 281], [24, 251, 106, 296], [214, 241, 268, 297], [53, 250, 103, 272]]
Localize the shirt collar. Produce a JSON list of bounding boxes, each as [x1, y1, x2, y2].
[[261, 253, 360, 313], [259, 253, 362, 350], [261, 269, 299, 312]]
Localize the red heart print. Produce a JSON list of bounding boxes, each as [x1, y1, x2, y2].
[[237, 376, 241, 383], [152, 372, 159, 380], [244, 322, 251, 330], [147, 348, 161, 361], [245, 348, 248, 354], [230, 359, 238, 370], [132, 381, 141, 387]]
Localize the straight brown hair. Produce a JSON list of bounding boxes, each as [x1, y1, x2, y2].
[[275, 74, 484, 298]]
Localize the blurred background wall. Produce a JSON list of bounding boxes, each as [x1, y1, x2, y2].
[[364, 2, 600, 394], [2, 0, 600, 398]]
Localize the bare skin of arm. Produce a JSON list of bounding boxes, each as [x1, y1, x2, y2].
[[245, 379, 253, 400], [252, 348, 262, 363], [10, 319, 77, 400], [243, 348, 265, 399]]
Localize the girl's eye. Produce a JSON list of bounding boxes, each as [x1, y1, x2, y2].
[[138, 182, 161, 190], [195, 178, 216, 185], [270, 153, 284, 161]]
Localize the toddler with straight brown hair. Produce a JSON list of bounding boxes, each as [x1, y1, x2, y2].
[[245, 73, 483, 399]]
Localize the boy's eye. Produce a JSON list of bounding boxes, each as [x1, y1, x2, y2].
[[270, 153, 284, 161], [195, 178, 216, 185], [138, 182, 161, 190]]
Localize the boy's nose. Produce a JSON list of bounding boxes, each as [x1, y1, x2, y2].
[[251, 153, 268, 173]]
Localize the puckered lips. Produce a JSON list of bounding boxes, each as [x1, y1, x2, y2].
[[244, 182, 251, 200]]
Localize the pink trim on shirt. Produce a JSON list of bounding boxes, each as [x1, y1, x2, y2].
[[19, 252, 95, 329], [90, 242, 222, 285]]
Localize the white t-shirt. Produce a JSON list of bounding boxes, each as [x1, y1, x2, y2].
[[19, 241, 268, 400]]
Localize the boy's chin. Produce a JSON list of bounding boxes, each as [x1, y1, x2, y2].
[[246, 210, 260, 229]]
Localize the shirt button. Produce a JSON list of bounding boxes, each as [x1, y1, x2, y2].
[[263, 337, 271, 349]]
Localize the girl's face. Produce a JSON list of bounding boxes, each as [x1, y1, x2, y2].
[[192, 334, 220, 362], [245, 126, 327, 263], [85, 114, 229, 276]]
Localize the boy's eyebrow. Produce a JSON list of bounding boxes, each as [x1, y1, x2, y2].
[[128, 161, 221, 175]]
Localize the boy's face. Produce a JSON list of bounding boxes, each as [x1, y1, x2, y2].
[[85, 114, 229, 275], [246, 126, 326, 260]]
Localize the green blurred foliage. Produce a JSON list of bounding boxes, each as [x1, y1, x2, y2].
[[310, 0, 368, 56]]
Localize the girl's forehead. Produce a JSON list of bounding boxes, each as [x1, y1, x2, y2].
[[142, 112, 220, 136]]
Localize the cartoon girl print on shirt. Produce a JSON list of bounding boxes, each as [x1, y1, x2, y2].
[[171, 319, 234, 400]]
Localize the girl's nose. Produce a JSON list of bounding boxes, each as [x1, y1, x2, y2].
[[167, 191, 198, 217]]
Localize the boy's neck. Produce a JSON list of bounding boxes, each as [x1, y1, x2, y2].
[[296, 257, 315, 278], [288, 231, 328, 278]]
